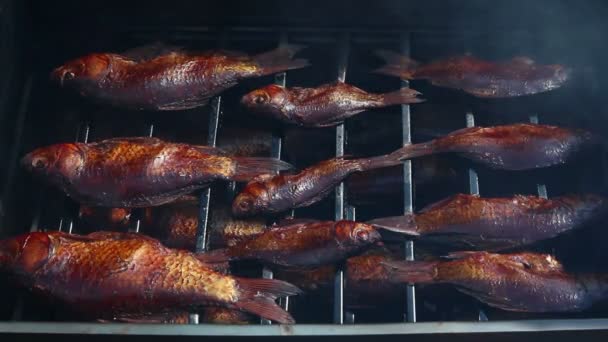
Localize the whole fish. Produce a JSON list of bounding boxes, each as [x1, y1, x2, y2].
[[0, 231, 299, 323], [241, 82, 423, 127], [369, 193, 608, 249], [51, 44, 309, 111], [21, 137, 292, 208], [375, 50, 570, 98], [382, 251, 608, 312], [232, 154, 405, 216], [198, 220, 382, 268], [233, 123, 594, 216]]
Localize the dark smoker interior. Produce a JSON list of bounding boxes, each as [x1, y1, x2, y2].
[[2, 0, 608, 336]]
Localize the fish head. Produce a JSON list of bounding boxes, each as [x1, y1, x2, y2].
[[335, 221, 382, 248], [240, 85, 289, 120], [232, 180, 271, 217], [21, 143, 85, 189], [0, 232, 53, 274], [51, 53, 112, 86]]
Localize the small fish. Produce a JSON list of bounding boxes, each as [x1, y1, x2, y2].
[[0, 231, 300, 323], [51, 44, 309, 111], [382, 251, 608, 312], [22, 137, 292, 208], [234, 123, 593, 216], [369, 193, 608, 249], [232, 154, 406, 216], [375, 51, 570, 98], [198, 220, 381, 268], [241, 82, 423, 127]]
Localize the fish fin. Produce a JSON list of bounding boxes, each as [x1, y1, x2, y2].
[[155, 96, 215, 111], [358, 141, 437, 171], [378, 88, 425, 106], [418, 194, 476, 213], [233, 277, 301, 324], [381, 260, 438, 284], [194, 248, 233, 264], [122, 42, 185, 62], [231, 157, 293, 182], [366, 215, 420, 236], [374, 50, 419, 79], [253, 45, 310, 76]]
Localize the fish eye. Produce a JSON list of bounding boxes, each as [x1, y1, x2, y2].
[[64, 72, 75, 81], [32, 156, 49, 170], [354, 228, 370, 242], [254, 94, 268, 104], [239, 199, 252, 211]]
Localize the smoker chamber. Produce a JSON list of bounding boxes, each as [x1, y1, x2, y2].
[[1, 0, 608, 338]]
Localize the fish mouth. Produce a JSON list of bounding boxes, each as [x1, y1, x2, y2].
[[51, 68, 75, 86]]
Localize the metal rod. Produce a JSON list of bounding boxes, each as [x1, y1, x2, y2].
[[399, 32, 416, 323], [466, 111, 480, 196], [466, 110, 486, 321], [529, 115, 548, 198], [261, 31, 291, 326], [333, 32, 350, 325]]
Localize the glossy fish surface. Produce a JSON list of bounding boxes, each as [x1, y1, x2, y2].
[[241, 82, 422, 127], [198, 220, 381, 268], [369, 193, 608, 249], [376, 51, 570, 98], [383, 251, 608, 312], [22, 137, 291, 207], [51, 44, 309, 110], [0, 231, 300, 323]]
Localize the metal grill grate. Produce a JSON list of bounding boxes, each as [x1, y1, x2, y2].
[[3, 24, 608, 335]]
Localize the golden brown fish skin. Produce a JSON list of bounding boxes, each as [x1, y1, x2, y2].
[[376, 51, 570, 98], [209, 207, 267, 248], [51, 46, 309, 111], [241, 82, 423, 127], [383, 251, 608, 312], [200, 220, 381, 268], [369, 193, 608, 249], [21, 137, 291, 208], [387, 123, 597, 170], [0, 231, 299, 323]]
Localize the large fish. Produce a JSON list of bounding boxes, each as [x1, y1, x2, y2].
[[241, 82, 422, 127], [369, 193, 608, 249], [21, 137, 292, 207], [51, 44, 309, 111], [375, 51, 570, 98], [0, 231, 300, 323], [198, 220, 381, 268], [233, 123, 596, 216], [382, 251, 608, 312]]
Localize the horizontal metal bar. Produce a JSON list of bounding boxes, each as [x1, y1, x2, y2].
[[2, 320, 608, 336]]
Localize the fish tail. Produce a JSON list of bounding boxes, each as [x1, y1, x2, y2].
[[374, 49, 419, 79], [231, 157, 293, 182], [382, 260, 438, 285], [358, 141, 436, 171], [366, 214, 420, 236], [378, 88, 425, 106], [254, 45, 310, 75], [233, 277, 302, 324]]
